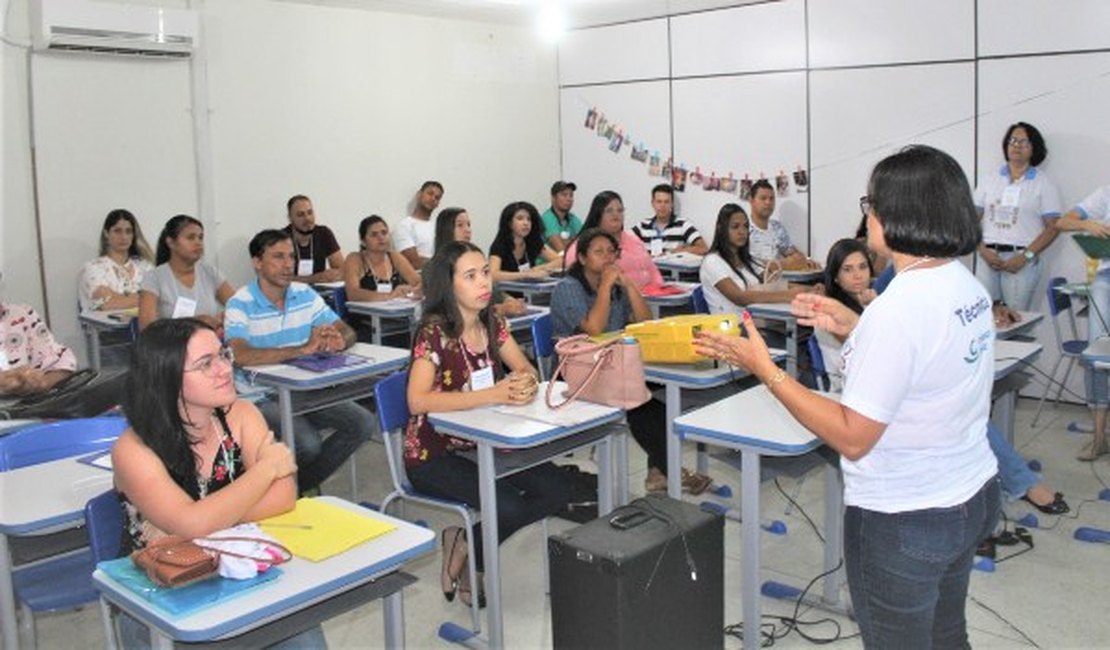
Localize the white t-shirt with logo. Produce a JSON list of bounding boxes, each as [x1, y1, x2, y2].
[[839, 261, 998, 513]]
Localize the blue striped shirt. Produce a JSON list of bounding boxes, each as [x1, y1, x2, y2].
[[225, 280, 337, 349]]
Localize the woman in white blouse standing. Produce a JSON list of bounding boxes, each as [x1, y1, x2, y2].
[[78, 209, 155, 312]]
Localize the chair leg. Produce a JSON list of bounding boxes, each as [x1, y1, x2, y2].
[[1055, 357, 1078, 405], [100, 597, 120, 650], [349, 454, 359, 504], [464, 519, 482, 634], [1031, 356, 1064, 427], [541, 518, 551, 597], [784, 476, 806, 517], [18, 602, 35, 649]]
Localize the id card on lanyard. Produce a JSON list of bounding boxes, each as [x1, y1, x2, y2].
[[297, 258, 315, 277], [650, 237, 664, 257], [376, 280, 393, 294], [469, 365, 495, 391], [172, 296, 198, 318]]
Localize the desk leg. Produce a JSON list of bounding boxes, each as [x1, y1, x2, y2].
[[372, 315, 383, 346], [0, 533, 17, 650], [596, 436, 614, 516], [278, 387, 297, 458], [665, 384, 682, 499], [992, 390, 1017, 447], [786, 321, 798, 377], [649, 304, 662, 320], [84, 324, 102, 372], [383, 589, 405, 649], [822, 465, 845, 608], [740, 449, 762, 650], [615, 422, 629, 507], [476, 443, 504, 650], [151, 628, 173, 650]]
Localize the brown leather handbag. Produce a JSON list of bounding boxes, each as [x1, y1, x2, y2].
[[131, 536, 219, 588]]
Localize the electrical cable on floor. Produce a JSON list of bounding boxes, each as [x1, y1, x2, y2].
[[969, 596, 1042, 648], [773, 478, 824, 543]]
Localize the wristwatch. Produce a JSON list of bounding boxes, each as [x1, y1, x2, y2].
[[1023, 249, 1035, 261]]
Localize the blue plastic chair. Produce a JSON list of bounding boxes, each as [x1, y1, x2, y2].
[[807, 335, 830, 392], [1033, 277, 1087, 426], [373, 371, 483, 633], [86, 489, 125, 646], [1, 418, 128, 646], [691, 286, 709, 314], [531, 313, 555, 381], [332, 285, 349, 318]]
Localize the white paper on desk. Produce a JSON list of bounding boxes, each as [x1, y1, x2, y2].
[[492, 383, 617, 427]]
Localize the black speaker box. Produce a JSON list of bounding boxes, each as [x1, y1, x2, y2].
[[548, 494, 724, 650]]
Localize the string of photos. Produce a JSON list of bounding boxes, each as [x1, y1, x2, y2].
[[583, 105, 808, 198]]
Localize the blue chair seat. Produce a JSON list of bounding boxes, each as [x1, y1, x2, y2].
[[1064, 340, 1088, 355], [12, 549, 98, 613]]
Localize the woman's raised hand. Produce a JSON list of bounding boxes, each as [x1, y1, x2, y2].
[[792, 293, 860, 339]]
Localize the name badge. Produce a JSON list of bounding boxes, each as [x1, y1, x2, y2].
[[297, 259, 314, 277], [560, 230, 570, 239], [171, 296, 197, 318], [518, 261, 531, 272], [650, 238, 664, 257], [0, 350, 9, 371], [469, 365, 495, 391], [1001, 185, 1022, 208], [376, 281, 393, 294]]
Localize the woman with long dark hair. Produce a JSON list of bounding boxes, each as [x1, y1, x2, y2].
[[405, 241, 571, 607], [342, 215, 421, 302], [433, 207, 473, 255], [138, 215, 234, 331], [563, 191, 664, 290], [79, 208, 155, 312], [488, 201, 562, 282]]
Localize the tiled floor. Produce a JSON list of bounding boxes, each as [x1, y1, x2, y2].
[[29, 397, 1110, 649]]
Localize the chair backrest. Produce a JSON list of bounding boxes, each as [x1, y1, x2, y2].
[[373, 370, 414, 492], [806, 335, 830, 391], [332, 286, 348, 318], [532, 313, 555, 381], [1046, 276, 1070, 316], [85, 490, 124, 563], [0, 416, 128, 471], [691, 286, 709, 314]]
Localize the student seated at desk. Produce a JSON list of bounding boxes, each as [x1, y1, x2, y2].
[[817, 238, 1069, 516], [139, 215, 235, 333], [78, 209, 154, 312], [285, 194, 345, 284], [435, 207, 527, 318], [563, 191, 664, 291], [226, 230, 375, 493], [488, 201, 563, 283], [541, 180, 582, 253], [343, 215, 421, 302], [0, 301, 76, 396], [747, 179, 820, 272], [406, 241, 572, 608], [551, 228, 712, 495], [394, 180, 444, 270], [111, 318, 315, 648], [631, 183, 708, 256]]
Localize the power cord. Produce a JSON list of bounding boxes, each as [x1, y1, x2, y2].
[[773, 478, 825, 543]]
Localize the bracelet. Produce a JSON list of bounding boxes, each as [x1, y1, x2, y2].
[[764, 369, 787, 388]]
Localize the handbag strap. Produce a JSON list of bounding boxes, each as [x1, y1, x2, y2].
[[193, 536, 294, 565], [545, 338, 617, 411], [762, 258, 783, 284]]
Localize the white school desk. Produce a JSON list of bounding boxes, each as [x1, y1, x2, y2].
[[746, 302, 800, 376], [994, 311, 1044, 340], [643, 281, 699, 319], [653, 252, 702, 281], [78, 310, 134, 371], [505, 306, 549, 333], [427, 386, 625, 650], [993, 340, 1042, 445], [0, 455, 114, 650], [345, 298, 421, 345], [93, 497, 435, 648], [1082, 336, 1110, 368], [241, 343, 409, 459], [781, 268, 824, 284], [643, 348, 786, 499], [674, 386, 843, 650], [495, 277, 561, 304]]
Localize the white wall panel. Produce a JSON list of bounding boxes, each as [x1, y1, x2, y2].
[[808, 0, 973, 68], [671, 0, 806, 77], [672, 72, 808, 250], [559, 19, 669, 86], [979, 0, 1110, 57]]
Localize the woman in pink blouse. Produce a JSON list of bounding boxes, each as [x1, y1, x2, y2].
[[563, 191, 664, 290]]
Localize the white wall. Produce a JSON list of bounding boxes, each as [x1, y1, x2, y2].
[[2, 0, 561, 360]]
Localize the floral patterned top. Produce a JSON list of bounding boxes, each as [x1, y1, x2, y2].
[[404, 317, 510, 468], [78, 255, 153, 311], [0, 303, 77, 374], [121, 411, 244, 552]]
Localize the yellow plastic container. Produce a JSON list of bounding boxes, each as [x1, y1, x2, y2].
[[624, 314, 741, 364]]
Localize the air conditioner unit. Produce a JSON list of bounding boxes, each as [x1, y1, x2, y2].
[[32, 0, 198, 58]]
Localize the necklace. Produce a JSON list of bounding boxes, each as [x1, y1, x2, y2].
[[899, 256, 934, 275]]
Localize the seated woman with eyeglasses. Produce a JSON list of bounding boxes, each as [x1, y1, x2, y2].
[[111, 318, 314, 648]]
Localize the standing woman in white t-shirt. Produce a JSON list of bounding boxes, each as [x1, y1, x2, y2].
[[695, 145, 1000, 648], [974, 122, 1062, 310]]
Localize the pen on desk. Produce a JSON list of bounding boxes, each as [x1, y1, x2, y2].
[[263, 523, 314, 529]]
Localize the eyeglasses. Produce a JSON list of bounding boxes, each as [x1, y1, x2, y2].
[[185, 346, 235, 376], [1007, 137, 1031, 149], [859, 195, 874, 217]]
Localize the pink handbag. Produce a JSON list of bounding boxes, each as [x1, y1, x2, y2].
[[545, 335, 651, 410]]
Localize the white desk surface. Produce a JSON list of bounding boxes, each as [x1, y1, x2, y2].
[[994, 311, 1044, 339], [312, 281, 346, 290], [782, 268, 824, 283], [745, 302, 794, 318], [497, 277, 562, 292], [643, 347, 787, 388], [78, 309, 134, 329], [994, 340, 1042, 380], [506, 306, 549, 331], [1083, 336, 1110, 363], [674, 385, 826, 455], [242, 343, 409, 390], [0, 456, 112, 534], [653, 253, 703, 270], [93, 497, 435, 643], [345, 298, 420, 316], [428, 382, 622, 447]]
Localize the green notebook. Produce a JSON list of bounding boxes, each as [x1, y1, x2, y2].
[[1073, 234, 1110, 260]]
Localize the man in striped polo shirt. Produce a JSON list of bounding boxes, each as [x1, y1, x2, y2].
[[225, 229, 374, 493], [631, 183, 708, 257]]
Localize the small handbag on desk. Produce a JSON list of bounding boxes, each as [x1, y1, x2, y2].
[[131, 533, 292, 588], [546, 335, 651, 410]]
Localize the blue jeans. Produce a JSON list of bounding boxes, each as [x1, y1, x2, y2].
[[258, 399, 375, 491], [118, 611, 327, 648], [987, 422, 1037, 501], [975, 251, 1041, 311], [844, 477, 1000, 649], [1085, 269, 1110, 408]]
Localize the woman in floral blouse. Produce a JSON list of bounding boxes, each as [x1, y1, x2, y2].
[[78, 209, 155, 312], [405, 241, 572, 608]]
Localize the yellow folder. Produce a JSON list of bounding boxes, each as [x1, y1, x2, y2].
[[259, 498, 396, 562]]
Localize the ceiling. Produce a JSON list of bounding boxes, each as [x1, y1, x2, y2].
[[272, 0, 771, 29]]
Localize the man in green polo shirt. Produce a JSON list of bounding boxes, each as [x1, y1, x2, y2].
[[540, 180, 582, 253]]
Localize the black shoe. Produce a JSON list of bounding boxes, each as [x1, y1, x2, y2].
[[1022, 492, 1070, 515]]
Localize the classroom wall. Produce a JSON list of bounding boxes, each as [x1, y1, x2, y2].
[[2, 0, 561, 360], [559, 0, 1110, 401]]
